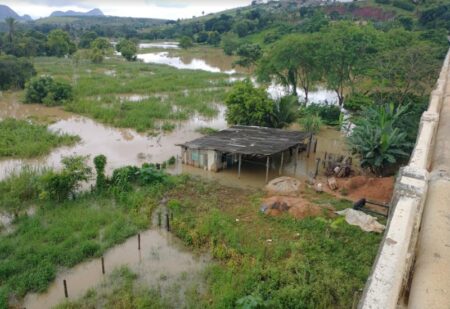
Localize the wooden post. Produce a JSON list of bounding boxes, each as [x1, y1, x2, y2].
[[265, 156, 270, 184], [294, 146, 299, 175], [165, 213, 170, 232], [158, 212, 161, 227], [138, 233, 141, 250], [314, 158, 321, 178], [307, 133, 313, 158], [279, 152, 284, 175], [238, 154, 242, 179], [101, 257, 105, 274], [63, 280, 68, 298], [313, 137, 318, 153]]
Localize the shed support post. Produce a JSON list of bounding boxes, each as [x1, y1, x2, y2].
[[294, 146, 299, 175], [279, 152, 284, 175], [307, 133, 313, 158], [266, 156, 270, 183], [238, 154, 242, 179]]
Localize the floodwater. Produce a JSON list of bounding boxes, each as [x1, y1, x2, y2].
[[139, 41, 179, 49], [23, 227, 209, 309], [0, 94, 227, 180], [138, 51, 237, 74]]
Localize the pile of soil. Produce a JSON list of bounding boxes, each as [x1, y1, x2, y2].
[[337, 176, 394, 204], [261, 196, 334, 219], [265, 177, 302, 197]]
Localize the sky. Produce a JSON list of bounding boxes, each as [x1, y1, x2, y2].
[[2, 0, 254, 20]]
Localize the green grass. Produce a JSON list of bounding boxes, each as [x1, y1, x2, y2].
[[165, 178, 383, 308], [0, 118, 79, 159], [30, 56, 231, 133], [0, 170, 170, 308]]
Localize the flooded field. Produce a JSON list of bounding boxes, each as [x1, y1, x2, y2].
[[23, 226, 209, 309], [0, 94, 227, 180]]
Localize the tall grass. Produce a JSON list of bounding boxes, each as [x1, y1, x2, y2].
[[166, 178, 382, 308], [0, 119, 80, 158]]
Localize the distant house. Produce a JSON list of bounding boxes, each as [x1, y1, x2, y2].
[[178, 125, 310, 182]]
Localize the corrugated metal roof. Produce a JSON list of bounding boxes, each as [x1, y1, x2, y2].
[[179, 125, 309, 156]]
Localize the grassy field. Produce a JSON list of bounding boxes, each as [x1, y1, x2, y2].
[[31, 55, 231, 133], [0, 118, 79, 159], [165, 179, 382, 308]]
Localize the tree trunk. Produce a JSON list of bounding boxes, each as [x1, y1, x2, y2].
[[288, 68, 297, 96]]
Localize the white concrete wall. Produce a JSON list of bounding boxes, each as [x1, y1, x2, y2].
[[359, 49, 450, 309]]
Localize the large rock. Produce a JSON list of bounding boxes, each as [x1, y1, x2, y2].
[[265, 177, 302, 197]]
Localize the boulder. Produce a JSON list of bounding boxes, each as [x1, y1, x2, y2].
[[265, 176, 302, 197], [261, 196, 334, 219]]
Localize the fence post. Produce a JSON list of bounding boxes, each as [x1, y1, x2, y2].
[[138, 233, 141, 250], [165, 213, 170, 232], [63, 279, 68, 298], [101, 257, 105, 274]]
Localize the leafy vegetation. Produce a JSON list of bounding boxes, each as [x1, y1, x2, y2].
[[348, 104, 412, 176], [0, 118, 79, 159], [116, 39, 137, 61], [24, 76, 73, 106], [0, 55, 36, 90], [166, 179, 382, 308]]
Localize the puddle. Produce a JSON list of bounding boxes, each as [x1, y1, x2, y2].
[[137, 52, 237, 74], [22, 227, 209, 309], [139, 42, 179, 49], [117, 94, 150, 102], [103, 70, 116, 77], [0, 97, 227, 180]]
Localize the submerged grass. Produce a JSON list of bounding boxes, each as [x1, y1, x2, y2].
[[165, 177, 382, 308], [31, 56, 231, 132], [0, 168, 172, 308], [0, 118, 79, 159]]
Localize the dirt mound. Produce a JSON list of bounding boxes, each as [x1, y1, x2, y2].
[[261, 196, 333, 219], [265, 177, 302, 197], [338, 176, 394, 204]]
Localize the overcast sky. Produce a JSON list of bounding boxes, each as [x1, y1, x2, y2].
[[2, 0, 253, 20]]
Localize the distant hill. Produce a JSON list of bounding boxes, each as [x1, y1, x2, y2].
[[0, 4, 32, 21], [50, 8, 104, 17]]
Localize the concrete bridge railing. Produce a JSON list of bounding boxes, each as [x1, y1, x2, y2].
[[358, 49, 450, 309]]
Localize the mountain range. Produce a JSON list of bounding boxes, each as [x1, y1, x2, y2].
[[0, 4, 104, 21], [50, 8, 104, 17], [0, 4, 32, 21]]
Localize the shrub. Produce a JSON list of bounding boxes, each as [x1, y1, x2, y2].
[[301, 104, 341, 125], [111, 166, 140, 192], [116, 39, 137, 61], [348, 104, 412, 176], [93, 155, 107, 191], [344, 93, 374, 112], [0, 55, 36, 90], [271, 95, 299, 128], [40, 156, 92, 202], [392, 0, 415, 11], [300, 113, 323, 133], [24, 76, 73, 106], [179, 36, 194, 49]]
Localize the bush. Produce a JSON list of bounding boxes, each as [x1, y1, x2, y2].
[[40, 156, 92, 202], [344, 93, 374, 112], [179, 36, 194, 49], [93, 155, 107, 191], [0, 55, 36, 90], [301, 104, 341, 125], [24, 76, 73, 106], [392, 0, 415, 11], [300, 113, 323, 133], [116, 39, 137, 61]]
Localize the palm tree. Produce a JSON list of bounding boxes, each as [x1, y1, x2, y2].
[[5, 17, 17, 43]]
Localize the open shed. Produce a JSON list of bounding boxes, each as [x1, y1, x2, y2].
[[178, 125, 311, 182]]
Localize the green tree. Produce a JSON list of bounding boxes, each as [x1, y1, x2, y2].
[[225, 79, 274, 127], [179, 36, 194, 49], [317, 22, 380, 106], [46, 29, 76, 57], [0, 56, 36, 90], [116, 39, 137, 61], [93, 155, 107, 191], [25, 76, 73, 106], [91, 37, 111, 51], [5, 17, 17, 43], [271, 95, 299, 129], [257, 34, 321, 101], [221, 32, 241, 55], [79, 31, 98, 49], [234, 43, 262, 68]]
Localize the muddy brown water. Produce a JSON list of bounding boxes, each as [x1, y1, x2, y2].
[[0, 93, 227, 180], [23, 227, 209, 309]]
